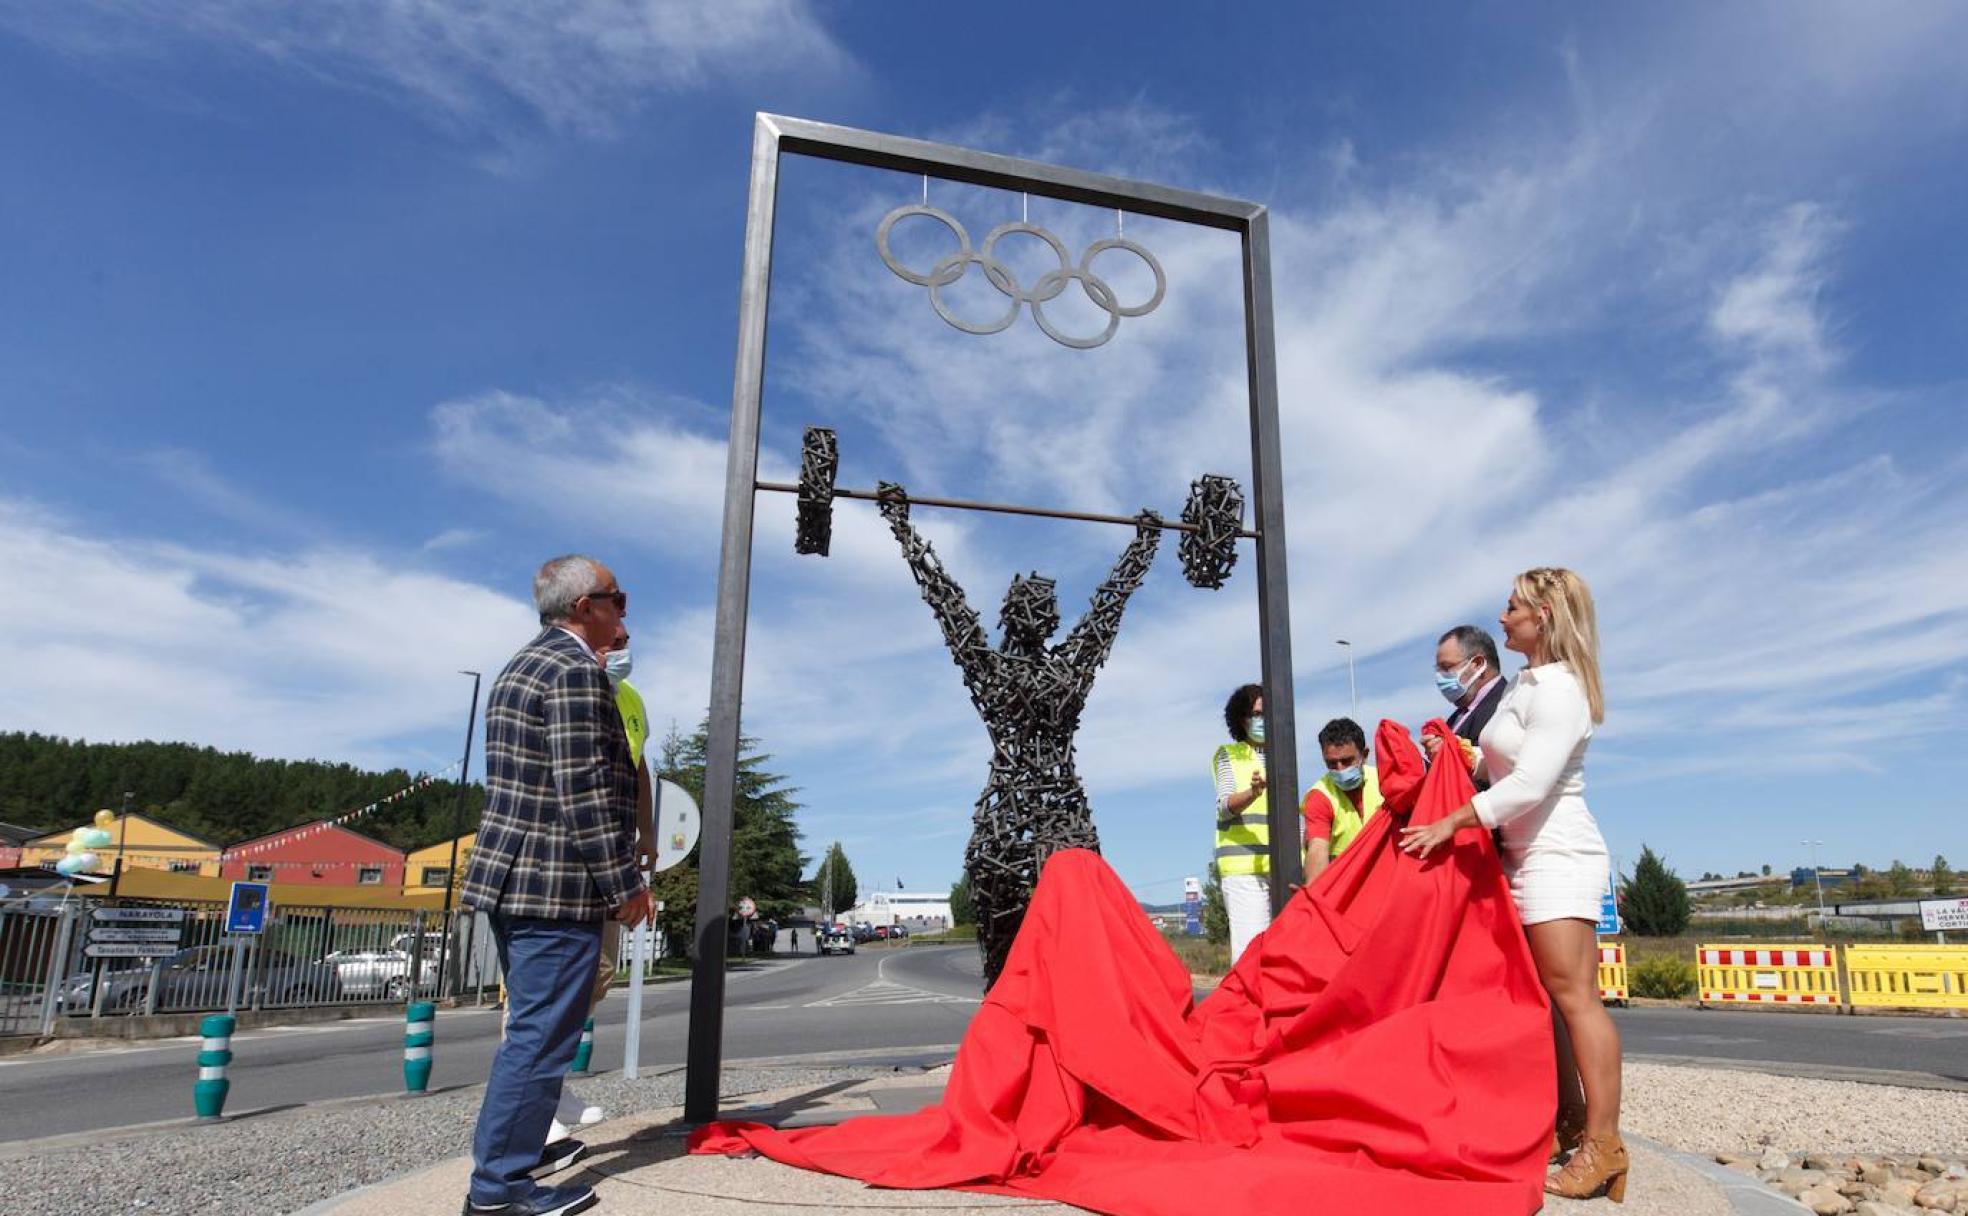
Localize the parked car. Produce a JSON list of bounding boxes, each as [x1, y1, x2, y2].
[[321, 948, 436, 999], [889, 924, 909, 939], [851, 924, 877, 944], [820, 928, 856, 956], [60, 945, 342, 1013]]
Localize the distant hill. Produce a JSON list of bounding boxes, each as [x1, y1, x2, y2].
[[0, 731, 484, 852]]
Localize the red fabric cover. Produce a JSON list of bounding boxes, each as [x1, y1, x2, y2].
[[690, 718, 1555, 1216]]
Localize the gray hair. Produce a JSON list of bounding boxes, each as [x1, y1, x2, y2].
[[1438, 624, 1501, 672], [534, 554, 603, 625]]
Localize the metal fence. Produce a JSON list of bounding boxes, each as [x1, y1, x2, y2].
[[0, 894, 504, 1037]]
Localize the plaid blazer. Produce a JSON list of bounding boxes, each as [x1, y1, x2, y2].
[[461, 628, 645, 921]]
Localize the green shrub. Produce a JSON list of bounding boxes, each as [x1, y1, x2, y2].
[[1628, 954, 1697, 999]]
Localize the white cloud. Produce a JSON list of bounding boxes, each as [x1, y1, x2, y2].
[[0, 0, 853, 138], [0, 498, 537, 771]]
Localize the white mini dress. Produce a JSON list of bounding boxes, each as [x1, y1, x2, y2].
[[1470, 662, 1610, 925]]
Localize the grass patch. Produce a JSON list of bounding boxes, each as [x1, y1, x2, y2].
[[911, 924, 979, 942], [1161, 929, 1230, 977]]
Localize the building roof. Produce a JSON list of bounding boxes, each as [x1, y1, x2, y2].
[[0, 821, 40, 846], [25, 812, 217, 851], [220, 819, 404, 856]]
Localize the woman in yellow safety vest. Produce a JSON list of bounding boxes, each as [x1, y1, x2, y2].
[[1211, 684, 1273, 963]]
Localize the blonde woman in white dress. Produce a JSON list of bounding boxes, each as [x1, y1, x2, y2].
[[1398, 568, 1626, 1203]]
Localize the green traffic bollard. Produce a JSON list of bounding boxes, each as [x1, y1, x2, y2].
[[194, 1014, 235, 1120], [403, 1001, 435, 1094], [570, 1016, 594, 1076]]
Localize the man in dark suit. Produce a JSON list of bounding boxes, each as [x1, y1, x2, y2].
[[1423, 625, 1506, 790], [1437, 624, 1505, 747], [462, 554, 652, 1216]]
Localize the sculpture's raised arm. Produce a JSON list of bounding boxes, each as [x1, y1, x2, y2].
[[876, 482, 998, 698], [1057, 509, 1164, 685]]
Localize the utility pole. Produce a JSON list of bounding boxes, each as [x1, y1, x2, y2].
[[1800, 839, 1827, 930], [435, 671, 481, 1001], [1334, 639, 1356, 718], [109, 790, 134, 897]]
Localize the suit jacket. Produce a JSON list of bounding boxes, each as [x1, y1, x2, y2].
[[461, 628, 645, 921], [1450, 676, 1507, 747]]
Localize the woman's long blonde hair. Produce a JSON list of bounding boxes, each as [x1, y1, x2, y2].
[[1514, 567, 1604, 724]]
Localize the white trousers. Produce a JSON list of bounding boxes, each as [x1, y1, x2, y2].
[[1222, 872, 1273, 964]]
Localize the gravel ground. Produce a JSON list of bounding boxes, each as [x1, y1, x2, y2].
[[19, 1058, 1967, 1215], [1621, 1060, 1968, 1156], [11, 1064, 891, 1216]]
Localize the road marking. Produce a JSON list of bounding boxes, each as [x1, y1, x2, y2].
[[804, 980, 978, 1009]]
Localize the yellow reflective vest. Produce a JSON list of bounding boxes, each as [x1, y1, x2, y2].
[[615, 678, 650, 769], [1212, 741, 1270, 876], [1305, 766, 1382, 857]]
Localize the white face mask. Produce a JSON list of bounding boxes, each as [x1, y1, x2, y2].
[[604, 648, 634, 683]]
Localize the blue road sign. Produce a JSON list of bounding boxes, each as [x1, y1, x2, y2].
[[1597, 871, 1621, 936], [225, 881, 270, 934]]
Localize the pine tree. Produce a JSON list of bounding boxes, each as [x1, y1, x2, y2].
[[1619, 845, 1690, 936], [812, 842, 858, 918], [1202, 863, 1229, 946], [1934, 855, 1955, 896], [659, 719, 808, 921], [949, 873, 975, 926]]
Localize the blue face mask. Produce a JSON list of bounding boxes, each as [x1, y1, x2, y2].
[[1247, 715, 1266, 745], [1434, 658, 1478, 703], [1331, 764, 1363, 791], [604, 648, 634, 684]]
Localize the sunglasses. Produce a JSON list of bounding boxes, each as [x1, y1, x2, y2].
[[583, 588, 628, 612]]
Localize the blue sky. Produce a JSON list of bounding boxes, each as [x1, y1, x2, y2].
[[2, 2, 1964, 904]]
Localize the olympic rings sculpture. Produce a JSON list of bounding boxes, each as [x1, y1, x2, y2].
[[875, 204, 1166, 350]]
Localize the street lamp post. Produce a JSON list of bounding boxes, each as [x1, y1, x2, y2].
[[435, 671, 482, 1001], [1800, 839, 1827, 930], [1334, 639, 1356, 717]]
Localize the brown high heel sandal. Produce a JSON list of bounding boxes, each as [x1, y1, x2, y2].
[[1544, 1132, 1629, 1203], [1549, 1107, 1587, 1164]]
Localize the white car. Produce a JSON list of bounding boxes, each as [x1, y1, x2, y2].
[[321, 949, 435, 999], [820, 929, 856, 955]]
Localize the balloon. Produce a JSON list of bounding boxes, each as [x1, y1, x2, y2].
[[94, 809, 117, 829], [80, 828, 112, 849], [55, 857, 83, 876], [77, 852, 99, 870], [65, 837, 87, 855]]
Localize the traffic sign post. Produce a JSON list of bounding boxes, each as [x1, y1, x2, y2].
[[223, 882, 270, 1016], [1596, 871, 1621, 937], [1920, 897, 1968, 943]]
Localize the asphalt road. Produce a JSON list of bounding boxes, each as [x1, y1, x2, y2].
[[3, 944, 1963, 1145]]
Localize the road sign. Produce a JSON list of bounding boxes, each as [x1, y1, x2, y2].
[[93, 906, 187, 923], [226, 882, 270, 934], [1183, 876, 1203, 936], [84, 942, 176, 958], [653, 779, 701, 873], [1597, 872, 1621, 936], [88, 927, 183, 944], [1920, 898, 1968, 932]]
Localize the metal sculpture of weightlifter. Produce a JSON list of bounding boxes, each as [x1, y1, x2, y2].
[[874, 481, 1162, 987]]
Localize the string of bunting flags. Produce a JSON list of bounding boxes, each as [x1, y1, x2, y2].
[[213, 761, 463, 863]]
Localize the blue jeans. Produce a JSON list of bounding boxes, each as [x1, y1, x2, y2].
[[469, 915, 603, 1204]]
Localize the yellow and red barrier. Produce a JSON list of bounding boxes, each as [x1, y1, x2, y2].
[[1697, 944, 1841, 1007], [1596, 940, 1627, 1004], [1844, 945, 1968, 1012]]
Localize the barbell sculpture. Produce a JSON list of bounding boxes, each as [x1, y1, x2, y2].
[[759, 427, 1254, 986]]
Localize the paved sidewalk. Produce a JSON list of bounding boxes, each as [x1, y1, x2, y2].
[[310, 1066, 1757, 1216]]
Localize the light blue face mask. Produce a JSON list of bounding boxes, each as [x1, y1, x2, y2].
[[1435, 658, 1478, 703], [605, 648, 634, 683], [1331, 764, 1363, 791], [1247, 714, 1266, 745]]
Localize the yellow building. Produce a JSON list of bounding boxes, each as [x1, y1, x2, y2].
[[404, 833, 474, 892], [21, 813, 221, 876]]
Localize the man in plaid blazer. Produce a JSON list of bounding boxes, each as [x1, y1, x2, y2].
[[463, 554, 652, 1216]]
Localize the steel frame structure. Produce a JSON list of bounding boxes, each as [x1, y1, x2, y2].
[[686, 112, 1299, 1123]]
